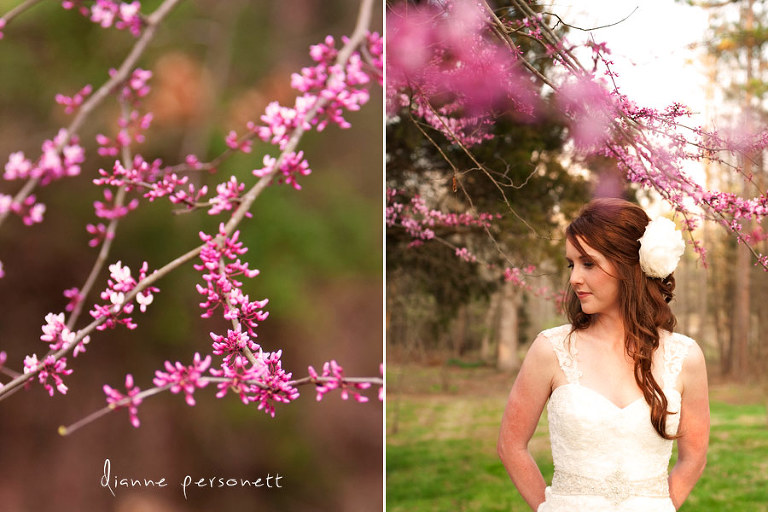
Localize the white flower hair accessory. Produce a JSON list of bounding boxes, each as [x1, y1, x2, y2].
[[638, 217, 686, 279]]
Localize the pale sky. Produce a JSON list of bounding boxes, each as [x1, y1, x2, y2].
[[554, 0, 712, 122], [551, 1, 713, 215]]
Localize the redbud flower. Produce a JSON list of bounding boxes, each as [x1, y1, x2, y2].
[[208, 176, 246, 216], [24, 354, 74, 397], [152, 353, 211, 406], [210, 350, 298, 417], [103, 373, 142, 427], [55, 84, 93, 115], [90, 260, 158, 330], [308, 360, 371, 403], [86, 223, 112, 247], [210, 329, 259, 365]]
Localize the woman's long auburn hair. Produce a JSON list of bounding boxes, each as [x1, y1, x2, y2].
[[565, 198, 678, 440]]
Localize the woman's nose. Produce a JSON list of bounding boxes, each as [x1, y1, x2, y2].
[[569, 267, 583, 287]]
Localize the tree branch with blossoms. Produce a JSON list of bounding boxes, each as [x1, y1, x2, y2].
[[0, 0, 382, 432], [387, 0, 768, 277]]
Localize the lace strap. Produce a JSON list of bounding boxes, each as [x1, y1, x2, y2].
[[541, 324, 581, 384], [662, 331, 694, 389]]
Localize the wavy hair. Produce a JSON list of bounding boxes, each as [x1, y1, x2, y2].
[[565, 198, 678, 439]]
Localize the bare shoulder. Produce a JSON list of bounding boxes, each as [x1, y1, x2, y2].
[[670, 333, 708, 392], [517, 325, 568, 389], [672, 333, 705, 368]]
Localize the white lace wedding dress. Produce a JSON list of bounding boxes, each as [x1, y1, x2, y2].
[[537, 324, 694, 512]]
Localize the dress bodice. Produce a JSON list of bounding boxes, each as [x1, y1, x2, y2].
[[537, 324, 694, 512]]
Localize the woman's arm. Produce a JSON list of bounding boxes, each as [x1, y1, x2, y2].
[[668, 340, 710, 510], [497, 334, 558, 511]]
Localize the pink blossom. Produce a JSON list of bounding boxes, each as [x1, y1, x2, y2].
[[103, 374, 142, 427], [93, 188, 139, 219], [40, 312, 78, 352], [194, 224, 267, 335], [209, 350, 298, 417], [208, 176, 246, 216], [387, 191, 499, 244], [255, 152, 311, 190], [308, 360, 371, 403], [152, 352, 211, 406], [86, 222, 112, 247], [89, 261, 158, 330], [63, 287, 83, 312], [55, 84, 93, 115], [386, 1, 535, 146], [3, 130, 85, 186], [455, 247, 476, 263], [86, 1, 143, 36], [210, 329, 259, 365], [23, 354, 73, 397], [4, 152, 33, 180], [557, 76, 616, 150], [224, 130, 252, 153], [2, 194, 47, 226]]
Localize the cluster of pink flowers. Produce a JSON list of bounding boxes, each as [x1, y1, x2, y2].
[[206, 350, 299, 418], [227, 31, 382, 191], [194, 224, 268, 336], [0, 24, 384, 428], [208, 176, 246, 216], [152, 353, 211, 407], [23, 354, 73, 397], [503, 265, 536, 287], [93, 188, 139, 219], [387, 1, 535, 146], [103, 374, 143, 427], [40, 312, 90, 356], [386, 190, 500, 247], [62, 0, 144, 36], [96, 68, 153, 157], [55, 84, 93, 115], [0, 193, 45, 226], [210, 329, 259, 365], [63, 287, 84, 312], [252, 152, 311, 191], [308, 360, 371, 403], [455, 247, 477, 263], [85, 222, 112, 247], [89, 261, 158, 330], [3, 129, 85, 186], [94, 156, 208, 210]]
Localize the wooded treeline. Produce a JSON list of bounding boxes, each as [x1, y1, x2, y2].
[[386, 0, 768, 381]]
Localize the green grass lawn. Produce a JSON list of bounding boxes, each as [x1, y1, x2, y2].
[[386, 365, 768, 512]]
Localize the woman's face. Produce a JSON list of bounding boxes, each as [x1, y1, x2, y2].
[[565, 236, 620, 317]]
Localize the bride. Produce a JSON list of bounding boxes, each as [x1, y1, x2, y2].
[[497, 198, 709, 511]]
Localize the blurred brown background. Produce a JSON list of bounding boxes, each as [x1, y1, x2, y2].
[[0, 1, 383, 511]]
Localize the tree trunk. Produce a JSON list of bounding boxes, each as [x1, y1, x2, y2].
[[480, 291, 500, 363], [452, 303, 468, 357], [730, 0, 754, 380], [497, 281, 521, 372], [730, 241, 750, 378]]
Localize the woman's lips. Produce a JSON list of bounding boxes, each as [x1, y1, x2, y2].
[[576, 291, 591, 299]]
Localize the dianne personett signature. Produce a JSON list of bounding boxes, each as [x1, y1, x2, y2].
[[100, 458, 284, 500]]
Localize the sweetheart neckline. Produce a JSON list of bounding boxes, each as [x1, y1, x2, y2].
[[551, 382, 681, 411]]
